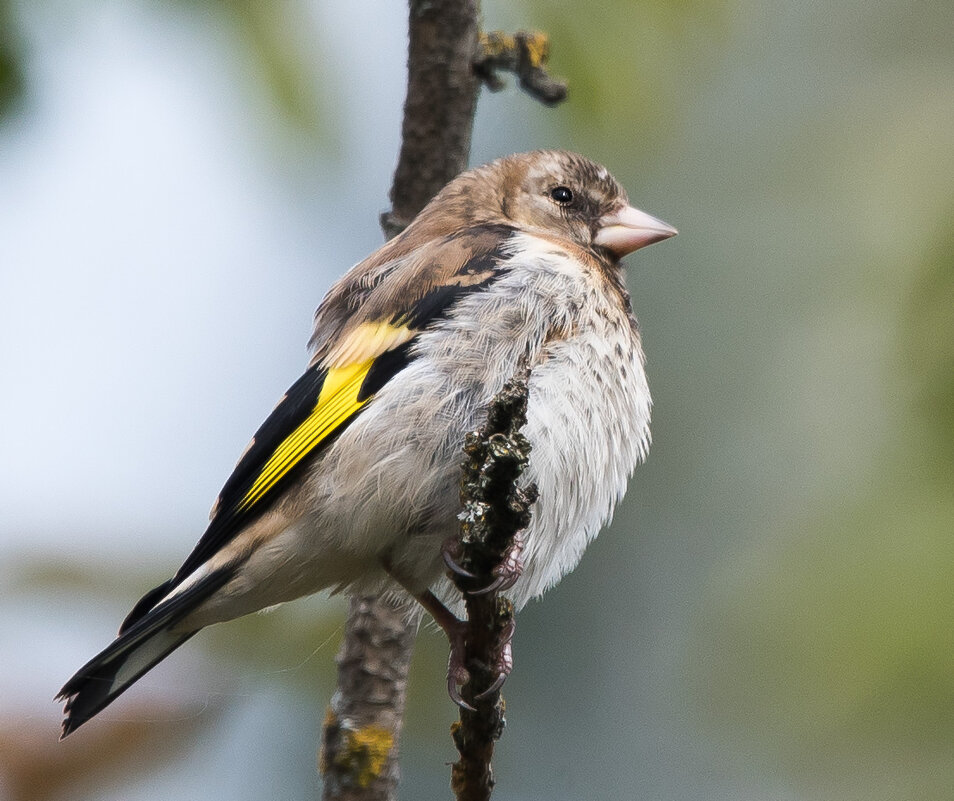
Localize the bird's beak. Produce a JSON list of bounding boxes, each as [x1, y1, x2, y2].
[[594, 204, 678, 257]]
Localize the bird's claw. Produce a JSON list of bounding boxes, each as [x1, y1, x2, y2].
[[448, 671, 477, 711], [467, 572, 515, 595], [452, 619, 515, 705], [442, 537, 476, 579], [435, 535, 522, 706], [466, 534, 524, 596], [474, 671, 507, 701], [446, 624, 476, 711]]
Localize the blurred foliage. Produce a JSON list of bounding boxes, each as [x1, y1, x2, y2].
[[10, 556, 170, 597], [693, 201, 954, 798], [519, 0, 731, 151], [0, 0, 339, 147], [696, 491, 954, 797], [0, 0, 27, 119], [191, 0, 340, 148], [904, 213, 954, 461], [1, 704, 222, 801]]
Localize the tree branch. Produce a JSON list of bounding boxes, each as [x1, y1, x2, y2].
[[380, 0, 482, 239], [319, 598, 415, 801], [450, 369, 537, 801], [321, 2, 481, 800], [474, 31, 568, 107]]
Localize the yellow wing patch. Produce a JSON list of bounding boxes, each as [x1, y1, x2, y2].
[[324, 321, 414, 369], [238, 357, 375, 511]]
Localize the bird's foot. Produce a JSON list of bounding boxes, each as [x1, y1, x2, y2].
[[444, 620, 475, 710], [474, 618, 515, 700], [441, 536, 476, 579], [411, 588, 515, 708], [468, 533, 524, 596], [448, 617, 516, 707], [442, 533, 525, 595], [411, 589, 475, 710]]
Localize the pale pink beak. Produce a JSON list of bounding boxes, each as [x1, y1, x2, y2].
[[594, 204, 678, 257]]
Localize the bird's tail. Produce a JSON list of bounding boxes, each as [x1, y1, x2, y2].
[[56, 565, 234, 738]]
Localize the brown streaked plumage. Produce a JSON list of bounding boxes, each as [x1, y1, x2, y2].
[[310, 223, 511, 367]]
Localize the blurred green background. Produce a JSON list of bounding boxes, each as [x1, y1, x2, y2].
[[1, 0, 952, 799]]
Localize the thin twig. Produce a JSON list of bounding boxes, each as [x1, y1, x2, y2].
[[474, 31, 568, 107], [450, 369, 538, 801]]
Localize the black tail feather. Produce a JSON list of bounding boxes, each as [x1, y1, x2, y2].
[[58, 629, 198, 738], [119, 577, 176, 634], [57, 565, 234, 738]]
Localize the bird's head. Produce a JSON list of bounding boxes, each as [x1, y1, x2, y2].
[[500, 150, 678, 260], [420, 150, 677, 261]]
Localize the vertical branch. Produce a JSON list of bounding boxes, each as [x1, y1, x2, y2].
[[320, 2, 480, 800], [381, 0, 481, 238], [449, 369, 537, 801], [319, 598, 415, 801]]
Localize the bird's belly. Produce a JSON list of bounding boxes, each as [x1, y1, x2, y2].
[[513, 328, 651, 605], [301, 356, 480, 589]]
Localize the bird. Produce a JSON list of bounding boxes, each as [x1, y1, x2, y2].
[[56, 149, 676, 737]]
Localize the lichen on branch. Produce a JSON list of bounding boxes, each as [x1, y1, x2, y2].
[[450, 367, 538, 801], [475, 31, 568, 107]]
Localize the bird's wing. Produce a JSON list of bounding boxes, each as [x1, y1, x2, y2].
[[307, 222, 514, 365], [153, 224, 515, 601]]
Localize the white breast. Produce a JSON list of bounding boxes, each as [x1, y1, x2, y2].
[[303, 233, 651, 608], [499, 237, 651, 604], [422, 233, 651, 607], [518, 309, 651, 601]]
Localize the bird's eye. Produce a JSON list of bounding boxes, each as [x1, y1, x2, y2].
[[549, 186, 574, 205]]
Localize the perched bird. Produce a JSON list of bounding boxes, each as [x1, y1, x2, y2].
[[57, 150, 676, 736]]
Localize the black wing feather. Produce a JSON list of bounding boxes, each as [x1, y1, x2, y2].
[[172, 363, 329, 583], [59, 563, 236, 737], [170, 241, 510, 589]]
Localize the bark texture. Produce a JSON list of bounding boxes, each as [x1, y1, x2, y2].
[[320, 598, 416, 801], [450, 370, 537, 801], [381, 0, 481, 238]]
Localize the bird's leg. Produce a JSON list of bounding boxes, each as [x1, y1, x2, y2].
[[385, 533, 521, 707], [418, 588, 515, 706], [466, 531, 525, 596], [412, 588, 475, 711], [381, 558, 475, 710], [436, 532, 523, 699]]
